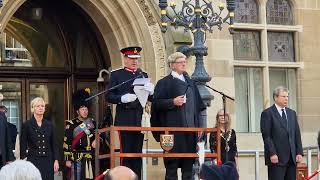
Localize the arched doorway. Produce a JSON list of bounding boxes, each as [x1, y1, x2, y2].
[[0, 0, 166, 178], [0, 0, 110, 170]]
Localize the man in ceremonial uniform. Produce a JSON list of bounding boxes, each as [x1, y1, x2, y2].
[[64, 89, 96, 180], [106, 46, 154, 179], [150, 52, 206, 180]]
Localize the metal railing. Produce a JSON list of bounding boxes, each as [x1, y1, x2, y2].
[[141, 147, 319, 180]]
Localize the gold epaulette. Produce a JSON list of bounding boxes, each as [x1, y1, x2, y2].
[[65, 117, 77, 124]]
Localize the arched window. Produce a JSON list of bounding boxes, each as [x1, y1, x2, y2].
[[266, 0, 293, 25], [235, 0, 259, 23]]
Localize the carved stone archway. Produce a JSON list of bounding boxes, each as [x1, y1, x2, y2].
[[0, 0, 166, 80]]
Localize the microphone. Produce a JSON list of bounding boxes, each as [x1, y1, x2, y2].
[[136, 68, 145, 78], [85, 73, 143, 102]]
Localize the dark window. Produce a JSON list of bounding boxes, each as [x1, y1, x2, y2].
[[268, 32, 294, 62], [233, 31, 261, 61], [235, 0, 259, 23], [267, 0, 293, 25]]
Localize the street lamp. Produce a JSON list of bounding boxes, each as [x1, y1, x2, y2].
[[158, 0, 235, 126]]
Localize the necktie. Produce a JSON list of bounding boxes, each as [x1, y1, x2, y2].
[[281, 108, 288, 129]]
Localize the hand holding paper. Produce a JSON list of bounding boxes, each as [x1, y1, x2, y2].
[[144, 82, 154, 95]]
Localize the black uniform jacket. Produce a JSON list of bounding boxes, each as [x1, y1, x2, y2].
[[260, 105, 303, 166], [150, 74, 206, 152], [106, 68, 150, 126], [20, 116, 59, 160]]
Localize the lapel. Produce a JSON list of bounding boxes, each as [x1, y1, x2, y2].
[[271, 104, 288, 132], [184, 74, 194, 91], [30, 116, 47, 135], [169, 75, 188, 96], [286, 108, 293, 134]]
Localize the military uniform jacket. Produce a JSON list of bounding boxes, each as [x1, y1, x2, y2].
[[106, 68, 150, 126], [151, 74, 206, 153], [20, 116, 58, 160], [64, 117, 96, 159]]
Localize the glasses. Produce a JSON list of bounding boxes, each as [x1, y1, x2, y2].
[[218, 114, 228, 117], [174, 61, 187, 64]]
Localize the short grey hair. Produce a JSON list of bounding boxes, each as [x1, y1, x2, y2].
[[273, 86, 289, 100], [0, 160, 42, 180], [167, 52, 186, 68], [30, 97, 45, 113]]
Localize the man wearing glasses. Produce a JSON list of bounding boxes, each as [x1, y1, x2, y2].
[[151, 52, 206, 180]]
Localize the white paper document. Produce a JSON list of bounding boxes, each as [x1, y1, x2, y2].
[[133, 78, 151, 108]]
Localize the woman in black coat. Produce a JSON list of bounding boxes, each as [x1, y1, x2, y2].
[[209, 109, 238, 165], [20, 97, 59, 180]]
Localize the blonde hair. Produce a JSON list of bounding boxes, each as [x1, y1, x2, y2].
[[167, 52, 186, 68], [30, 97, 45, 113], [215, 109, 231, 130]]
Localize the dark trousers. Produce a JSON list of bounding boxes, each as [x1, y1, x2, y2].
[[268, 157, 296, 180], [119, 131, 144, 180], [164, 158, 195, 180]]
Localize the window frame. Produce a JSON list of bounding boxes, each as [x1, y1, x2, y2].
[[232, 0, 303, 133]]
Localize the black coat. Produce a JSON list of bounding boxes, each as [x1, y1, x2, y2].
[[260, 104, 303, 166], [20, 116, 59, 180], [106, 68, 150, 126], [7, 122, 17, 146], [209, 129, 237, 163], [0, 112, 14, 166], [151, 74, 206, 152]]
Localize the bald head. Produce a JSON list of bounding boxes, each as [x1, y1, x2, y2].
[[107, 166, 137, 180]]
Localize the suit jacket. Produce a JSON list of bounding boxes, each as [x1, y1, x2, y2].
[[260, 104, 303, 166], [20, 116, 59, 160], [0, 112, 14, 164]]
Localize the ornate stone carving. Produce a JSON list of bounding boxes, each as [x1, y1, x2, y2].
[[149, 24, 166, 77], [135, 0, 167, 78], [135, 0, 156, 26]]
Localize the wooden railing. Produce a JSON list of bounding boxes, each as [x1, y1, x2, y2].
[[97, 126, 221, 168]]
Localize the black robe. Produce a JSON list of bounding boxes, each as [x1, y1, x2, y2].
[[150, 74, 206, 153], [20, 116, 59, 180]]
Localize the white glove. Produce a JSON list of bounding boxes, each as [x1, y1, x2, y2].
[[121, 93, 137, 103], [144, 82, 154, 95]]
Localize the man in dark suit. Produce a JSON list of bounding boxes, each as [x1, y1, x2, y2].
[[0, 106, 18, 146], [260, 86, 303, 180], [0, 109, 14, 168]]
